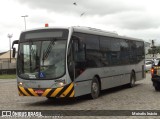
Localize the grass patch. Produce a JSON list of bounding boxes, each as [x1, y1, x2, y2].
[[0, 74, 16, 79]]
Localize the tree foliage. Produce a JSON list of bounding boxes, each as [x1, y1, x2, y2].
[[148, 46, 160, 54]]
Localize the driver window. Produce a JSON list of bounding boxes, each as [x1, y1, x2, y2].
[[68, 36, 86, 80], [72, 37, 86, 63]]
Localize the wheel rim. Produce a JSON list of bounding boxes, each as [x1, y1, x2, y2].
[[92, 82, 98, 94], [131, 77, 135, 86], [91, 80, 100, 99]]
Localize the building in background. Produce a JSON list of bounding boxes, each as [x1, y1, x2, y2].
[[0, 50, 16, 74]]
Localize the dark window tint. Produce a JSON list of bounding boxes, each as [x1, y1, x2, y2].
[[99, 37, 111, 66], [110, 39, 121, 65], [129, 41, 137, 64], [136, 41, 145, 62], [73, 32, 144, 67], [119, 39, 130, 64], [73, 32, 102, 68], [85, 35, 99, 50], [84, 34, 102, 67], [20, 29, 69, 42], [128, 40, 144, 64]]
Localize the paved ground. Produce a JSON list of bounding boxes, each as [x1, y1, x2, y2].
[[0, 73, 160, 119]]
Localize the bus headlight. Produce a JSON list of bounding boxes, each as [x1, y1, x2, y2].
[[59, 82, 65, 87], [18, 82, 23, 86], [55, 79, 66, 87]]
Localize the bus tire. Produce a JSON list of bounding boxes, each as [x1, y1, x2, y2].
[[90, 77, 100, 99], [129, 72, 136, 88], [154, 83, 160, 91]]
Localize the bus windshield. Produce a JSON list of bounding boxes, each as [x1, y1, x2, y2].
[[17, 29, 69, 80], [18, 39, 66, 79]]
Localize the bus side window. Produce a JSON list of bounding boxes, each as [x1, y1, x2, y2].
[[73, 39, 86, 64], [72, 36, 86, 77], [74, 40, 86, 63]]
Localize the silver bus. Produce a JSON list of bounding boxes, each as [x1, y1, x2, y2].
[[12, 26, 145, 99]]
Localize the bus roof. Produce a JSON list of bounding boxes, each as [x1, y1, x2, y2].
[[21, 26, 143, 42], [72, 26, 143, 42]]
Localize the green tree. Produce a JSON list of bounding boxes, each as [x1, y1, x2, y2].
[[148, 46, 160, 54]]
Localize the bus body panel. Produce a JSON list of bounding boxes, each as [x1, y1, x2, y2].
[[73, 62, 145, 97], [74, 68, 103, 97]]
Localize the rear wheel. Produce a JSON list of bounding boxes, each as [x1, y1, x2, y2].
[[90, 77, 100, 99]]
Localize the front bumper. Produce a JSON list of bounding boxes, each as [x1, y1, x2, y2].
[[18, 83, 74, 98]]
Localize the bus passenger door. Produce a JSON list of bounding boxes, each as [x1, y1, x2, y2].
[[67, 36, 86, 81], [73, 36, 86, 79]]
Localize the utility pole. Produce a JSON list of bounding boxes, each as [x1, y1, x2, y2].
[[7, 34, 13, 63], [151, 40, 156, 60], [21, 15, 28, 30]]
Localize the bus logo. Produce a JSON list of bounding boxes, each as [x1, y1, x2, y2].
[[2, 111, 12, 117]]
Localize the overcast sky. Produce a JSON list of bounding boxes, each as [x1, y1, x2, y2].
[[1, 0, 160, 52]]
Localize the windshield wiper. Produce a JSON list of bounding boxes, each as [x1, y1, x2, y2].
[[42, 39, 56, 63], [29, 40, 36, 58], [29, 40, 39, 72]]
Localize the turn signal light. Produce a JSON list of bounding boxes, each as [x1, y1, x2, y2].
[[151, 68, 154, 73], [151, 68, 155, 76]]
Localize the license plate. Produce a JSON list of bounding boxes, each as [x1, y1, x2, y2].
[[34, 90, 44, 94]]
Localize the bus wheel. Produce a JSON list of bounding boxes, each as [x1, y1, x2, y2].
[[91, 77, 100, 99], [129, 72, 136, 88]]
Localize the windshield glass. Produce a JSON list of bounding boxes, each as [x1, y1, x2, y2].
[[18, 39, 67, 79]]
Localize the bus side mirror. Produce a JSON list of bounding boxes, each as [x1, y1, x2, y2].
[[12, 40, 19, 58], [12, 40, 19, 49], [12, 48, 16, 58]]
